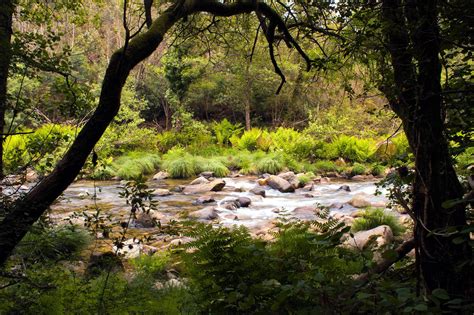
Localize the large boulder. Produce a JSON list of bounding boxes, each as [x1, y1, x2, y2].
[[190, 176, 209, 185], [267, 175, 295, 193], [189, 207, 219, 220], [183, 179, 226, 194], [348, 194, 372, 208], [338, 185, 351, 192], [279, 171, 301, 189], [345, 225, 393, 250]]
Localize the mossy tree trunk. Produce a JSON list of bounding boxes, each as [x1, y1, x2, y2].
[[382, 0, 471, 297]]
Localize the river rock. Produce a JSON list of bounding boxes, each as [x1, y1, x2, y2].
[[320, 177, 331, 184], [153, 171, 169, 180], [345, 225, 393, 250], [154, 188, 171, 196], [292, 206, 320, 220], [114, 239, 143, 259], [302, 183, 314, 191], [189, 207, 219, 220], [194, 195, 215, 205], [250, 186, 266, 197], [236, 197, 251, 207], [267, 175, 295, 193], [222, 200, 239, 210], [258, 178, 268, 186], [183, 179, 225, 194], [348, 194, 372, 208], [190, 176, 209, 185], [168, 237, 194, 247], [171, 185, 185, 193], [134, 211, 161, 228], [199, 171, 214, 179], [25, 168, 38, 182], [338, 185, 351, 192], [279, 171, 301, 189]]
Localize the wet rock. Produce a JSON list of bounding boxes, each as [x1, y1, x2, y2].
[[189, 207, 219, 220], [250, 186, 266, 197], [267, 175, 295, 193], [258, 178, 268, 186], [292, 206, 320, 220], [325, 172, 339, 178], [260, 173, 271, 179], [320, 177, 331, 184], [183, 179, 225, 194], [194, 195, 215, 205], [134, 212, 159, 228], [190, 176, 209, 185], [338, 185, 351, 192], [303, 193, 315, 198], [351, 175, 366, 181], [329, 203, 344, 210], [236, 197, 251, 207], [350, 210, 365, 218], [168, 237, 194, 247], [302, 183, 314, 191], [348, 194, 372, 208], [279, 171, 300, 189], [153, 171, 169, 180], [171, 185, 185, 193], [345, 225, 393, 249], [154, 188, 171, 196], [222, 200, 239, 210], [199, 171, 214, 179], [25, 168, 38, 182]]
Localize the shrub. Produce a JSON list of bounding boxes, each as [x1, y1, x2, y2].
[[212, 118, 244, 146], [297, 172, 314, 185], [370, 164, 386, 176], [455, 147, 473, 175], [270, 127, 317, 159], [350, 163, 367, 176], [233, 128, 271, 151], [351, 208, 405, 236], [131, 251, 171, 278], [331, 135, 377, 163], [256, 157, 283, 174]]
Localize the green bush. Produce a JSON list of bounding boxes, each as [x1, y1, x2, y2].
[[331, 135, 377, 163], [256, 156, 283, 174], [455, 147, 474, 175], [113, 152, 161, 180], [297, 172, 314, 186], [131, 252, 171, 278], [352, 208, 406, 236], [350, 163, 367, 176], [163, 156, 196, 178], [270, 127, 317, 160], [212, 118, 244, 146], [233, 128, 272, 151], [370, 164, 386, 176], [181, 221, 359, 313]]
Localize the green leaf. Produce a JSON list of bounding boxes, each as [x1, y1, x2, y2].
[[432, 288, 449, 300], [413, 303, 428, 311]]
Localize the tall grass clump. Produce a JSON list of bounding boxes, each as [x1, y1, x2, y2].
[[212, 119, 244, 146], [195, 157, 230, 177], [113, 152, 161, 180], [351, 208, 405, 236], [256, 156, 283, 174]]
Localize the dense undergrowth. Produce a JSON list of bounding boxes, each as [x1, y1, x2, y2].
[[2, 118, 419, 180], [1, 215, 468, 314]]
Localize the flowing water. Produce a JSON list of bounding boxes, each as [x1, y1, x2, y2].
[[50, 176, 388, 232]]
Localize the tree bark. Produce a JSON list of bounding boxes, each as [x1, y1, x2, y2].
[[382, 0, 471, 297], [0, 0, 14, 178], [0, 0, 305, 266]]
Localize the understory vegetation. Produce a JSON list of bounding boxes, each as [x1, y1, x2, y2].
[[0, 214, 468, 314]]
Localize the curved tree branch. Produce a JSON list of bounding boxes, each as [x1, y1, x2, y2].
[[0, 0, 312, 266]]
